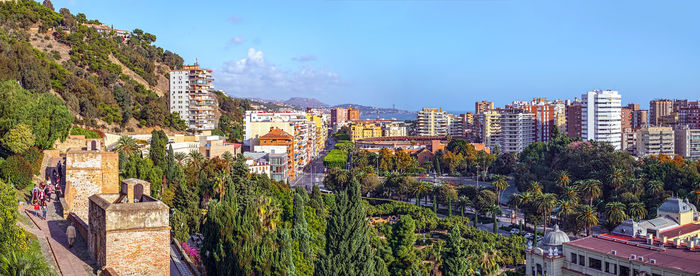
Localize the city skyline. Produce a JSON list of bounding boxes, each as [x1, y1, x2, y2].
[[49, 0, 700, 111]]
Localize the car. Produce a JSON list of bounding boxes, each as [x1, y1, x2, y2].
[[524, 233, 533, 239], [510, 228, 520, 234]]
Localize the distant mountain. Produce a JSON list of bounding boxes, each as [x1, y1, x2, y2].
[[333, 103, 415, 119], [284, 97, 329, 109]]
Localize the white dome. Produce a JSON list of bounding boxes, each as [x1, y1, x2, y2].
[[541, 225, 570, 246]]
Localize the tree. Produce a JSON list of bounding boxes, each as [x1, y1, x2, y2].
[[628, 202, 647, 221], [412, 181, 432, 206], [315, 179, 375, 276], [1, 124, 34, 154], [535, 193, 557, 235], [577, 179, 602, 206], [0, 248, 58, 276], [387, 215, 421, 275], [150, 130, 167, 170], [556, 171, 571, 188], [491, 175, 508, 205], [310, 185, 325, 216], [455, 196, 470, 217], [646, 180, 665, 196], [394, 148, 413, 173], [360, 173, 381, 196], [437, 184, 458, 216], [604, 202, 627, 231], [115, 136, 138, 156], [489, 204, 502, 234], [441, 226, 467, 276], [293, 193, 311, 258], [576, 205, 598, 236]]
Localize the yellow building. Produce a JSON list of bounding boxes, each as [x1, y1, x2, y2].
[[306, 113, 328, 156], [350, 121, 383, 141]]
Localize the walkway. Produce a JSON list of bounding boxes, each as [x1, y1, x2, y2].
[[170, 244, 194, 276], [23, 207, 94, 275]]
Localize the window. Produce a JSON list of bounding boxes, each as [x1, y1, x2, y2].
[[605, 262, 616, 274], [588, 257, 602, 271], [571, 253, 578, 264], [579, 255, 585, 266], [619, 265, 629, 276]]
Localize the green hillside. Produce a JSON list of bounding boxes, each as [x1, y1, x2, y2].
[[0, 0, 247, 139]]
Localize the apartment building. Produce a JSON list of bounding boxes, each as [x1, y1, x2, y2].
[[349, 121, 382, 141], [621, 128, 637, 155], [674, 126, 700, 159], [256, 128, 295, 181], [582, 90, 622, 150], [624, 103, 648, 129], [331, 107, 359, 130], [677, 102, 700, 129], [475, 101, 494, 114], [243, 111, 306, 147], [381, 121, 407, 137], [416, 108, 449, 136], [513, 98, 556, 142], [306, 111, 329, 157], [635, 126, 674, 157], [478, 110, 502, 149], [169, 64, 217, 132], [499, 109, 535, 153], [650, 99, 674, 126], [566, 101, 582, 139]]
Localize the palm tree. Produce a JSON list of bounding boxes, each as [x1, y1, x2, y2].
[[628, 202, 647, 221], [174, 152, 188, 166], [610, 169, 625, 191], [0, 248, 57, 276], [604, 202, 627, 231], [115, 136, 138, 155], [412, 181, 432, 205], [188, 150, 205, 168], [576, 205, 599, 236], [508, 193, 524, 224], [491, 175, 508, 206], [578, 179, 602, 206], [535, 193, 558, 235], [627, 178, 644, 196], [477, 246, 502, 276], [456, 196, 471, 217], [646, 180, 665, 195], [556, 170, 571, 188], [561, 186, 579, 205], [556, 199, 576, 226], [528, 181, 542, 195]]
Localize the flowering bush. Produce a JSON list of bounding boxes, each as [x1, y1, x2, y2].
[[181, 242, 201, 268]]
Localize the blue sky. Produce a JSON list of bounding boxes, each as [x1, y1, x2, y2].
[[50, 0, 700, 111]]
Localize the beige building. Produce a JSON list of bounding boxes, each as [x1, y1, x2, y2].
[[416, 108, 449, 136], [349, 121, 383, 141], [674, 126, 700, 159], [621, 128, 637, 154], [478, 110, 502, 149], [475, 101, 494, 114], [636, 126, 674, 157], [382, 121, 407, 137], [527, 197, 700, 276], [88, 179, 170, 275], [650, 99, 674, 126], [499, 109, 535, 153]]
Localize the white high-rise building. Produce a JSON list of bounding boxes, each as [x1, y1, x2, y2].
[[500, 109, 535, 153], [581, 90, 622, 150], [169, 64, 217, 132], [416, 108, 449, 136]]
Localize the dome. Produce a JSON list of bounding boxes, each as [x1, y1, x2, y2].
[[658, 197, 694, 214], [541, 225, 570, 246]]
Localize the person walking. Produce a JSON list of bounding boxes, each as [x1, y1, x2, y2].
[[31, 184, 39, 203], [33, 200, 40, 217], [66, 223, 76, 248], [41, 200, 47, 219]]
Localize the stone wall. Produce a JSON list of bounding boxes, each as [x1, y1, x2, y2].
[[64, 150, 119, 222], [88, 192, 170, 276]]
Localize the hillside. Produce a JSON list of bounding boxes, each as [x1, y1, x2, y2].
[[284, 97, 329, 109], [333, 103, 414, 119], [0, 0, 247, 138]]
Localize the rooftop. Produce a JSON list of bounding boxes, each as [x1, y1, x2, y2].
[[565, 235, 700, 275]]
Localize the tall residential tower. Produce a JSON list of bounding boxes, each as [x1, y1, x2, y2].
[[169, 64, 217, 132], [581, 90, 622, 150]]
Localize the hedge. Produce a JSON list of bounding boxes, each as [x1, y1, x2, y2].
[[323, 149, 348, 169]]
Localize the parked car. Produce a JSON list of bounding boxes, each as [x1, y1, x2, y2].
[[510, 228, 520, 234]]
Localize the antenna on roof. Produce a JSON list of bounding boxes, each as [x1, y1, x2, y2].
[[195, 58, 199, 66]]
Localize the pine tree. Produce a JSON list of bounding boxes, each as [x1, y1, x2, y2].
[[149, 129, 167, 170], [388, 215, 421, 275], [310, 185, 325, 216], [441, 226, 468, 276], [293, 193, 311, 257], [314, 179, 375, 276], [295, 186, 310, 202]]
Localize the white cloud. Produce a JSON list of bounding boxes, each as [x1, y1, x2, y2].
[[216, 48, 344, 99]]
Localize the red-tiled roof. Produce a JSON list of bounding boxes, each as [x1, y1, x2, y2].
[[660, 223, 700, 238], [565, 236, 700, 274], [260, 128, 293, 140]]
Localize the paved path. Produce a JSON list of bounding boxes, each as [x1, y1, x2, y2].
[[23, 208, 94, 276], [170, 244, 194, 276]]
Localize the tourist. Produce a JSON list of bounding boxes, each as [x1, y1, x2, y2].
[[41, 201, 47, 219], [66, 223, 76, 248], [33, 200, 40, 217], [54, 179, 61, 200], [47, 182, 54, 202], [57, 161, 62, 176], [31, 184, 39, 203]]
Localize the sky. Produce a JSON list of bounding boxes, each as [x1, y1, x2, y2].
[[50, 0, 700, 112]]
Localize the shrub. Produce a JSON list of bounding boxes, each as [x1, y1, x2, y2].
[[323, 149, 348, 169], [21, 147, 43, 176], [0, 155, 33, 189], [69, 126, 100, 139]]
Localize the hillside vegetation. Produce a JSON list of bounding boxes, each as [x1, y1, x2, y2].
[[0, 0, 248, 137]]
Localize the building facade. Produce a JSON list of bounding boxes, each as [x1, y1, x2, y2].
[[674, 126, 700, 159], [169, 64, 217, 132], [650, 99, 674, 126], [475, 101, 494, 114], [416, 108, 449, 136], [499, 109, 535, 153], [635, 126, 674, 157], [479, 110, 502, 150], [566, 102, 582, 139], [349, 121, 383, 141], [582, 90, 622, 150]]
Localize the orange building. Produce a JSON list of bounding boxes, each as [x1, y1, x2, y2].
[[348, 107, 360, 121], [259, 128, 295, 179]]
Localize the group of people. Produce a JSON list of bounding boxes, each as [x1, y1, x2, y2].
[[31, 161, 63, 220]]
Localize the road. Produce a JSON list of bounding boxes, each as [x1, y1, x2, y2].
[[290, 139, 334, 189]]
